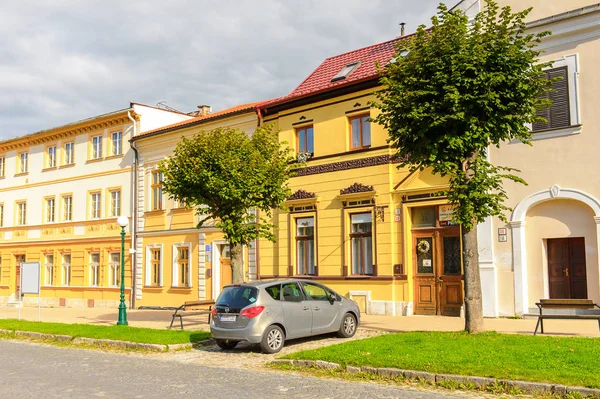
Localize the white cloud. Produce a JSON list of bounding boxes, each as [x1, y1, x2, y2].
[[0, 0, 445, 140]]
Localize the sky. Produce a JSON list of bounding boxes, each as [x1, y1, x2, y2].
[[0, 1, 447, 141]]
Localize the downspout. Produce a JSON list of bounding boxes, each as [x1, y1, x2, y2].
[[256, 106, 263, 279], [127, 110, 138, 309]]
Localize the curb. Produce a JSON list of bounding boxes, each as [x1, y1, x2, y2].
[[1, 329, 202, 352], [268, 360, 600, 398]]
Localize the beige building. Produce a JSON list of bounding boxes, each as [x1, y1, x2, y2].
[[455, 1, 600, 316]]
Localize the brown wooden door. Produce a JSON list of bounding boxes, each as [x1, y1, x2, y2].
[[413, 230, 463, 316], [15, 255, 25, 297], [547, 238, 587, 299], [220, 258, 232, 289]]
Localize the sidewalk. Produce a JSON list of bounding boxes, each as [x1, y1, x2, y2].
[[1, 306, 599, 337]]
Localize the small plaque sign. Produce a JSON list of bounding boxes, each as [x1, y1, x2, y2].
[[205, 245, 212, 252]]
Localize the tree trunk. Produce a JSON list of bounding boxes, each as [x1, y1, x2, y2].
[[230, 244, 245, 284], [462, 223, 484, 333]]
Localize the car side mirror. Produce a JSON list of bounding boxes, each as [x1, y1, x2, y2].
[[328, 293, 336, 304]]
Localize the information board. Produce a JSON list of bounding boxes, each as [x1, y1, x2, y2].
[[21, 262, 40, 294]]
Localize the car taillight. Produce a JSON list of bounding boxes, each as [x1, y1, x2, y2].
[[240, 306, 264, 319], [211, 308, 217, 317]]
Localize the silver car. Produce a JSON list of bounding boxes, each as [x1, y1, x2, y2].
[[210, 279, 360, 353]]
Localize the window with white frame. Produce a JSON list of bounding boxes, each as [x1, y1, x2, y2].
[[146, 246, 162, 286], [296, 217, 315, 275], [532, 54, 580, 136], [90, 192, 101, 219], [46, 197, 55, 223], [63, 195, 72, 221], [19, 152, 28, 173], [17, 202, 26, 225], [111, 131, 122, 156], [350, 213, 373, 275], [0, 157, 5, 177], [110, 190, 121, 217], [109, 252, 120, 287], [47, 145, 57, 168], [62, 253, 71, 286], [45, 254, 54, 285], [92, 135, 103, 159], [90, 252, 100, 286], [151, 171, 163, 210], [0, 204, 3, 227], [64, 142, 74, 165], [174, 245, 190, 287]]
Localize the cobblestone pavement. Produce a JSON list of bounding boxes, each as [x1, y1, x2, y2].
[[0, 340, 477, 399]]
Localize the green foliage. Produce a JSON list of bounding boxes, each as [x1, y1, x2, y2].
[[373, 1, 553, 229], [159, 125, 295, 246]]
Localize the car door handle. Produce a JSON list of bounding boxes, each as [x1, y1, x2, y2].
[[302, 306, 310, 311], [314, 307, 320, 311]]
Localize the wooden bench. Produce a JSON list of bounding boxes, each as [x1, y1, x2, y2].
[[169, 300, 215, 330], [534, 299, 600, 335]]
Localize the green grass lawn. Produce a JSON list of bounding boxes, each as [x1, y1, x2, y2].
[[0, 319, 210, 345], [282, 331, 600, 388]]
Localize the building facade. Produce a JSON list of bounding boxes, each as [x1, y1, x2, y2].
[[0, 104, 191, 308]]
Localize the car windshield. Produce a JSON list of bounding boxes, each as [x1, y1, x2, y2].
[[216, 286, 259, 308]]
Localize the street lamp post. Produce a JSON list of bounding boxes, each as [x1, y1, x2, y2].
[[116, 216, 129, 326]]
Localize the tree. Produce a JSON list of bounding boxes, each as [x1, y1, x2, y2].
[[373, 1, 552, 332], [159, 125, 295, 284]]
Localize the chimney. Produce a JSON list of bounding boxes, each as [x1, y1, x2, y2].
[[400, 22, 406, 37], [197, 105, 211, 117]]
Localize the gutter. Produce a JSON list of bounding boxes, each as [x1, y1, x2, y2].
[[127, 110, 138, 309]]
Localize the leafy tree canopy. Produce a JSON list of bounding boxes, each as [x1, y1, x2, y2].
[[373, 0, 553, 229], [159, 125, 294, 246]]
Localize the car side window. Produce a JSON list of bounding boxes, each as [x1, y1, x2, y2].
[[301, 282, 329, 301], [281, 283, 303, 303], [265, 284, 281, 300]]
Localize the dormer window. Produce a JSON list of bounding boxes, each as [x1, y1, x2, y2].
[[331, 62, 361, 82]]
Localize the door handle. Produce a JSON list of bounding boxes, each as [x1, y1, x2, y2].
[[302, 306, 309, 311], [563, 268, 569, 277], [314, 307, 320, 311]]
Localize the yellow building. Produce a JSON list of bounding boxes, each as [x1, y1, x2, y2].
[[0, 104, 192, 308], [256, 39, 463, 316], [131, 103, 259, 308]]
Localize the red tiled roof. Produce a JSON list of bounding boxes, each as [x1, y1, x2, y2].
[[134, 101, 262, 139], [260, 36, 403, 109]]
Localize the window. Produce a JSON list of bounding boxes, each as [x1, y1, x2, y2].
[[150, 248, 161, 286], [109, 252, 120, 287], [17, 202, 26, 225], [62, 254, 71, 286], [177, 247, 190, 287], [412, 206, 436, 228], [111, 131, 122, 156], [0, 204, 3, 227], [110, 190, 121, 217], [90, 192, 101, 219], [46, 198, 55, 223], [64, 142, 74, 165], [296, 126, 314, 154], [296, 217, 315, 275], [47, 145, 57, 168], [63, 195, 73, 221], [533, 66, 570, 132], [0, 157, 5, 177], [281, 282, 304, 302], [349, 114, 371, 149], [92, 135, 103, 159], [350, 213, 373, 275], [331, 61, 361, 82], [300, 281, 332, 301], [151, 171, 163, 211], [45, 254, 54, 286], [265, 284, 281, 300], [90, 252, 100, 286], [19, 152, 28, 173]]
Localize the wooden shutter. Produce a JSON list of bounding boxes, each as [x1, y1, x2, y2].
[[532, 66, 571, 132]]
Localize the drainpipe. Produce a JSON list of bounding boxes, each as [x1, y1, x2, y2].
[[127, 110, 138, 309]]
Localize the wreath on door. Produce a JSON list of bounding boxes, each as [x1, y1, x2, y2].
[[417, 239, 431, 254]]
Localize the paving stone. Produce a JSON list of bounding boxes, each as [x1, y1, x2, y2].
[[464, 376, 496, 389], [404, 370, 435, 384], [346, 366, 361, 375], [269, 359, 294, 366], [361, 366, 378, 375], [72, 337, 165, 352], [15, 331, 56, 340], [376, 367, 403, 379], [293, 359, 314, 368], [567, 387, 600, 398], [436, 374, 472, 386], [0, 329, 13, 335], [499, 379, 553, 394], [552, 385, 567, 396], [167, 343, 193, 351], [315, 360, 340, 370]]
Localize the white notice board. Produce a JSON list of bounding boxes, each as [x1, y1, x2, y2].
[[21, 262, 40, 294]]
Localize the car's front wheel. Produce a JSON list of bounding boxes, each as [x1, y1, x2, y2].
[[260, 325, 285, 354], [337, 313, 357, 338], [216, 339, 239, 350]]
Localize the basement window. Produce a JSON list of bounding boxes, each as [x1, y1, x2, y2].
[[331, 62, 361, 82]]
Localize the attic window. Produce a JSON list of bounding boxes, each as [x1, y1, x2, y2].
[[331, 62, 361, 82]]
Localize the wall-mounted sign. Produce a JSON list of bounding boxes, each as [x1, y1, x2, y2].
[[498, 228, 508, 242], [394, 215, 401, 222], [422, 259, 432, 267], [205, 245, 212, 252], [438, 205, 458, 226]]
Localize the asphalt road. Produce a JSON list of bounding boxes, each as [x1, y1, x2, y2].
[[0, 340, 469, 399]]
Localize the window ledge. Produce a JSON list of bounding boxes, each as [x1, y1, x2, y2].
[[143, 285, 164, 289], [105, 154, 124, 160], [59, 163, 75, 169], [171, 208, 192, 213], [86, 158, 105, 164], [169, 286, 193, 290], [42, 167, 57, 172], [145, 210, 166, 216], [14, 172, 28, 177], [528, 125, 582, 142]]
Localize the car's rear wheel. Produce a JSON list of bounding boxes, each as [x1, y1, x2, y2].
[[260, 325, 284, 354], [337, 313, 357, 338], [216, 339, 239, 350]]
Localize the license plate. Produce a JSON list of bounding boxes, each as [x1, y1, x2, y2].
[[220, 315, 236, 322]]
